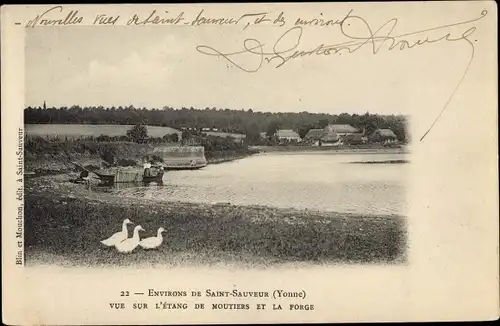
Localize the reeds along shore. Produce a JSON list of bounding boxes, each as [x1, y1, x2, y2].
[[24, 181, 407, 267]]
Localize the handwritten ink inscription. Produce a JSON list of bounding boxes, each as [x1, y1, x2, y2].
[[94, 13, 120, 25], [126, 10, 185, 26], [190, 9, 272, 28], [24, 6, 287, 29], [196, 10, 486, 72], [125, 9, 286, 29], [25, 6, 83, 28], [197, 9, 488, 141]]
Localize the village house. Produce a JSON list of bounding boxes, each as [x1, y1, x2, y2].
[[319, 133, 342, 146], [322, 124, 367, 145], [344, 133, 365, 145], [323, 124, 359, 136], [275, 129, 301, 143], [368, 128, 398, 144], [304, 129, 325, 144]]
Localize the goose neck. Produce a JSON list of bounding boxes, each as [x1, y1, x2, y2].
[[122, 221, 128, 233]]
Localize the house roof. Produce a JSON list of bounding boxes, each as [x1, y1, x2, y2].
[[305, 129, 325, 139], [276, 129, 300, 138], [321, 133, 340, 142], [324, 124, 358, 133], [375, 129, 397, 138]]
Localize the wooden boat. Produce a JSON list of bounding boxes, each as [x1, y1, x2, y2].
[[72, 161, 165, 184], [164, 165, 206, 171], [163, 160, 207, 170], [94, 168, 164, 184]]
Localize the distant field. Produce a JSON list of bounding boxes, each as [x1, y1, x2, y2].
[[25, 124, 182, 139], [204, 131, 246, 139]]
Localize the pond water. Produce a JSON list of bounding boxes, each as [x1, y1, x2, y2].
[[110, 152, 408, 216]]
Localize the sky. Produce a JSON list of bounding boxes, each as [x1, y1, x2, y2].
[[24, 20, 475, 115]]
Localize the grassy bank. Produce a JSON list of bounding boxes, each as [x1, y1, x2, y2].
[[24, 137, 256, 175], [25, 139, 151, 175], [24, 178, 407, 267]]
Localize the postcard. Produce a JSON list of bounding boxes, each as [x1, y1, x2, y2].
[[1, 2, 498, 324]]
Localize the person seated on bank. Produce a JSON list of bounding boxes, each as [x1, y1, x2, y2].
[[143, 161, 152, 177], [77, 170, 90, 183]]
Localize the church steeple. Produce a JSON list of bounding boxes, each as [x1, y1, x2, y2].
[[43, 101, 46, 110]]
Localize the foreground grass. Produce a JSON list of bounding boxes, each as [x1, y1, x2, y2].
[[25, 189, 407, 267]]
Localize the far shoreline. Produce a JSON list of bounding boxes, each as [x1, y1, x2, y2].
[[251, 146, 409, 155]]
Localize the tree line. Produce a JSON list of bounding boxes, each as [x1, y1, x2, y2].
[[24, 105, 409, 142]]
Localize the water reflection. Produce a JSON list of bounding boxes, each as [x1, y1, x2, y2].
[[96, 181, 165, 198], [99, 180, 164, 190], [105, 153, 409, 215]]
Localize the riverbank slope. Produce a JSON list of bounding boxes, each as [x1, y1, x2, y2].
[[24, 138, 256, 175]]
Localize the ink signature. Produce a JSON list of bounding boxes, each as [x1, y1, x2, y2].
[[196, 10, 489, 141]]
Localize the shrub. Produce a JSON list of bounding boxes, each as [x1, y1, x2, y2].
[[96, 134, 111, 142], [163, 133, 179, 143], [116, 158, 138, 166], [99, 145, 117, 165], [126, 124, 148, 143], [151, 154, 164, 163]]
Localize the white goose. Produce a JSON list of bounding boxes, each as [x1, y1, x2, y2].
[[115, 225, 145, 253], [100, 218, 134, 247], [139, 227, 166, 250]]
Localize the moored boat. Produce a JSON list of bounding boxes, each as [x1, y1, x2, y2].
[[162, 161, 207, 170], [94, 166, 164, 184]]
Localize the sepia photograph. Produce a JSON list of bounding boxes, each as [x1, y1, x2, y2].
[[23, 26, 410, 268], [2, 2, 497, 324]]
